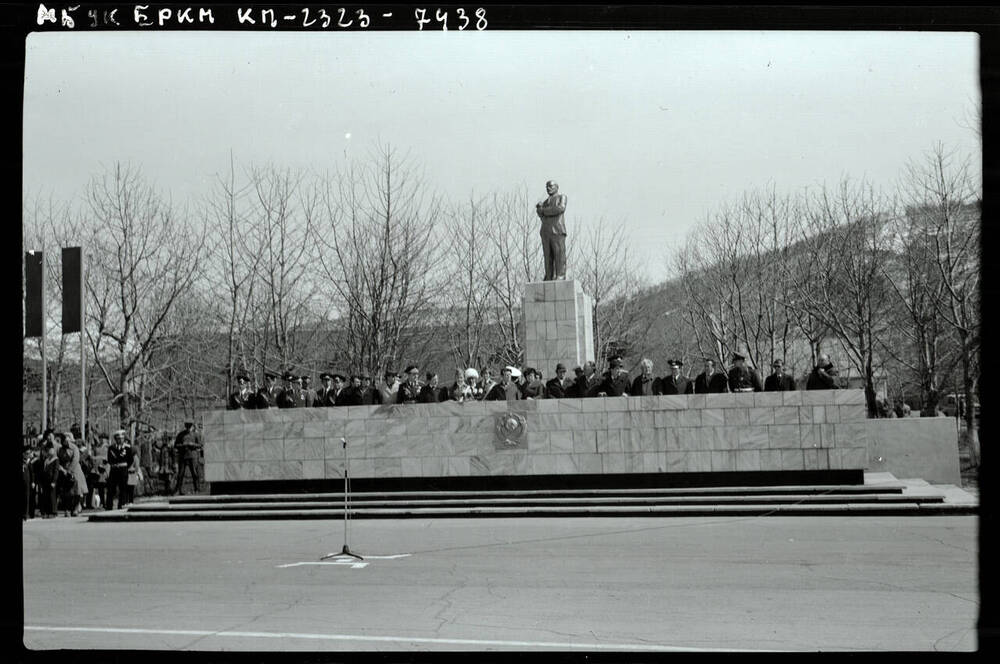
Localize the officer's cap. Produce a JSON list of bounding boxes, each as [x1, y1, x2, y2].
[[772, 359, 784, 367], [555, 363, 566, 372], [319, 372, 333, 381], [264, 371, 279, 379], [332, 373, 347, 382], [282, 371, 296, 381], [300, 375, 311, 382], [731, 353, 746, 362], [236, 373, 250, 383], [609, 357, 624, 368], [404, 365, 419, 375], [669, 359, 684, 367]]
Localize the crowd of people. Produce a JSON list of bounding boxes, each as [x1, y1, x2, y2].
[[227, 353, 844, 410], [22, 422, 204, 520]]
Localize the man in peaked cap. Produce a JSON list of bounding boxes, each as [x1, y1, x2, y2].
[[397, 365, 422, 404], [485, 365, 523, 402], [276, 372, 299, 408], [693, 358, 729, 394], [315, 372, 334, 407], [764, 359, 797, 392], [728, 353, 763, 393], [228, 373, 257, 410], [258, 370, 282, 408], [661, 359, 693, 395], [598, 356, 631, 397]]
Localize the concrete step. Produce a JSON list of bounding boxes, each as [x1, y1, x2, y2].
[[88, 500, 976, 522], [124, 492, 941, 512], [164, 483, 907, 504]]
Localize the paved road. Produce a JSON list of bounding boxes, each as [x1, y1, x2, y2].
[[22, 515, 978, 652]]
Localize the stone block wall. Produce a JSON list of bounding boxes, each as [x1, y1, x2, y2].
[[866, 418, 961, 485], [203, 389, 870, 483], [523, 279, 594, 374]]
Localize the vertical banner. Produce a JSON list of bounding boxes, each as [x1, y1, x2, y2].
[[61, 246, 83, 334], [24, 251, 44, 337]]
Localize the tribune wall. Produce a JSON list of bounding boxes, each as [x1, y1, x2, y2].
[[202, 389, 872, 484]]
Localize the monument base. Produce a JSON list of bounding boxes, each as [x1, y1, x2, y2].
[[522, 279, 594, 375]]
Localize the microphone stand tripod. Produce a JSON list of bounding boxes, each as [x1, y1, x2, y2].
[[321, 437, 363, 561]]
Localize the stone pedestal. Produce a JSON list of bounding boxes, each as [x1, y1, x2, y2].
[[522, 279, 595, 375]]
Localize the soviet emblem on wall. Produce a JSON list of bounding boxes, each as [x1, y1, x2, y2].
[[493, 412, 527, 450]]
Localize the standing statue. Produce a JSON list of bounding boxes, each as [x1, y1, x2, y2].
[[536, 180, 567, 281]]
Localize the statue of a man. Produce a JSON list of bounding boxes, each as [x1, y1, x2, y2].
[[536, 180, 567, 281]]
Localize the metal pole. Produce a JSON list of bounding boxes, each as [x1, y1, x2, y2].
[[40, 253, 47, 433], [80, 246, 86, 447]]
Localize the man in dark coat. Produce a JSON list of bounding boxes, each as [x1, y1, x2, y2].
[[227, 373, 258, 410], [661, 359, 694, 395], [173, 422, 203, 495], [728, 353, 763, 392], [598, 357, 631, 397], [419, 372, 444, 403], [485, 366, 523, 402], [276, 372, 300, 408], [582, 360, 603, 397], [105, 430, 134, 509], [258, 371, 282, 408], [360, 375, 380, 405], [806, 353, 839, 390], [764, 359, 797, 392], [631, 358, 660, 396], [565, 366, 586, 398], [315, 372, 334, 407], [329, 374, 356, 406], [693, 358, 729, 394], [546, 363, 569, 398], [397, 366, 423, 404]]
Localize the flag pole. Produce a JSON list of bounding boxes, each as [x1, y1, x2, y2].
[[40, 252, 47, 433], [80, 245, 86, 447]]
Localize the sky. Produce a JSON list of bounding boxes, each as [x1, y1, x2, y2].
[[23, 30, 980, 282]]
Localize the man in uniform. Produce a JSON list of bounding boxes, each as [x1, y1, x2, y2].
[[277, 372, 300, 408], [546, 363, 569, 398], [300, 374, 316, 407], [536, 180, 568, 281], [173, 421, 203, 495], [728, 353, 763, 392], [661, 359, 693, 395], [227, 373, 257, 410], [598, 357, 632, 397], [315, 372, 334, 407], [806, 353, 839, 390], [485, 366, 523, 402], [694, 358, 729, 393], [764, 359, 797, 392], [105, 430, 134, 510], [397, 365, 422, 404], [259, 371, 282, 408]]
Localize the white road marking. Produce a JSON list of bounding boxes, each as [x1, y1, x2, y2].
[[277, 561, 367, 569], [23, 625, 781, 652]]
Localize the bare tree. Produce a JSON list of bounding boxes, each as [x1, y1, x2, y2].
[[574, 219, 650, 371], [317, 143, 445, 377], [787, 177, 895, 416], [900, 143, 981, 465], [83, 162, 209, 429]]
